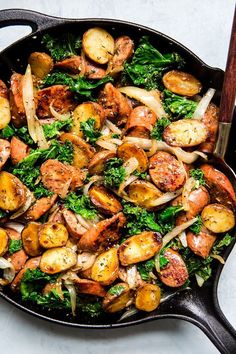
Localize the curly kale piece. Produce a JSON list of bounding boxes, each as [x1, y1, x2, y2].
[[104, 158, 126, 189], [80, 118, 101, 145], [151, 117, 171, 140], [64, 192, 98, 220], [163, 90, 198, 119], [42, 33, 81, 61]]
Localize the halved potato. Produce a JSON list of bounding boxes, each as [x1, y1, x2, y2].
[[163, 119, 208, 147], [201, 203, 235, 233], [103, 282, 133, 313], [28, 52, 53, 79], [0, 171, 26, 211], [135, 284, 161, 312], [82, 27, 115, 64], [119, 231, 162, 266], [117, 142, 148, 172], [0, 96, 11, 130], [40, 247, 77, 274], [163, 70, 202, 96], [89, 185, 122, 215], [127, 180, 162, 209], [0, 228, 9, 256], [22, 222, 42, 257], [71, 102, 105, 136], [39, 222, 69, 248], [91, 247, 119, 285], [60, 133, 95, 168], [88, 150, 116, 175]]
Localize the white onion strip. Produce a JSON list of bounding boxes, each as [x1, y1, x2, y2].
[[117, 307, 139, 322], [126, 265, 138, 289], [149, 189, 183, 207], [193, 88, 216, 119], [179, 231, 188, 248], [182, 177, 196, 212], [119, 86, 167, 118], [49, 103, 71, 121], [211, 254, 225, 264], [4, 222, 24, 234], [195, 274, 205, 287], [83, 176, 104, 196], [75, 214, 91, 230], [118, 175, 138, 195], [105, 119, 122, 134], [96, 139, 117, 152], [123, 157, 139, 175], [22, 64, 49, 149], [63, 281, 77, 316], [0, 257, 16, 286]]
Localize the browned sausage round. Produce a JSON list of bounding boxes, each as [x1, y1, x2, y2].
[[0, 139, 10, 169], [125, 106, 157, 138], [62, 208, 87, 239], [0, 79, 8, 99], [108, 36, 134, 74], [186, 229, 217, 258], [10, 137, 29, 165], [24, 194, 58, 221], [149, 151, 186, 192], [199, 103, 219, 153], [9, 73, 26, 127], [159, 248, 189, 287], [186, 186, 210, 219]]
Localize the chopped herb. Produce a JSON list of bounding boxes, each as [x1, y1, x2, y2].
[[108, 284, 125, 296], [157, 205, 183, 233], [104, 158, 126, 189], [0, 124, 34, 145], [151, 117, 171, 141], [77, 300, 103, 318], [159, 252, 169, 269], [80, 118, 101, 145], [111, 134, 120, 139], [8, 239, 22, 255]]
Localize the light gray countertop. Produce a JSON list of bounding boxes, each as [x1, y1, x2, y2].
[[0, 1, 235, 353]]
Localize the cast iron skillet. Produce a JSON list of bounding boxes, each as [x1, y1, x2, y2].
[[0, 9, 235, 353]]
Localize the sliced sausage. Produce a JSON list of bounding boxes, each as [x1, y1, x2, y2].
[[85, 58, 106, 79], [159, 248, 189, 287], [187, 229, 217, 258], [149, 151, 186, 192], [0, 139, 10, 169], [89, 185, 123, 215], [117, 142, 148, 172], [185, 186, 210, 219], [24, 194, 57, 221], [10, 256, 41, 291], [74, 277, 106, 297], [10, 136, 29, 165], [108, 36, 134, 74], [67, 165, 86, 190], [36, 85, 76, 118], [62, 208, 87, 238], [88, 150, 116, 175], [125, 106, 157, 138], [199, 103, 219, 153], [54, 56, 82, 73], [9, 73, 26, 127], [8, 249, 28, 273], [78, 212, 126, 252]]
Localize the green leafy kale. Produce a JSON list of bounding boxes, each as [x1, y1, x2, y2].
[[43, 72, 113, 101], [163, 90, 197, 119], [133, 170, 148, 180], [64, 191, 98, 220], [33, 184, 53, 199], [42, 33, 81, 61], [157, 205, 183, 234], [137, 259, 155, 281], [0, 124, 34, 145], [189, 168, 206, 186], [77, 300, 103, 318], [43, 118, 72, 139], [8, 239, 23, 255], [151, 117, 171, 140], [111, 133, 120, 139], [212, 233, 233, 254], [124, 36, 184, 90], [122, 201, 162, 235], [108, 284, 126, 296], [159, 252, 169, 269], [80, 118, 101, 145], [189, 215, 202, 234], [104, 158, 126, 189]]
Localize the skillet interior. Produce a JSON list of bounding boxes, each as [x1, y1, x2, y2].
[[0, 17, 235, 330]]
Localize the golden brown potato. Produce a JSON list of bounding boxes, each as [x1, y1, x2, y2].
[[9, 73, 26, 127], [103, 282, 133, 313], [89, 185, 123, 215], [24, 194, 58, 221], [199, 103, 219, 153], [127, 180, 163, 209], [0, 80, 11, 129], [91, 247, 119, 285], [10, 136, 29, 165], [149, 151, 186, 192], [0, 139, 10, 169], [163, 119, 208, 147], [28, 52, 53, 79], [117, 142, 148, 172], [78, 212, 126, 252], [62, 208, 87, 238], [200, 164, 236, 210], [0, 228, 9, 256], [0, 171, 27, 211], [163, 70, 202, 96], [71, 102, 105, 137], [11, 256, 41, 291], [159, 248, 189, 287], [186, 186, 210, 219], [186, 229, 217, 258], [88, 150, 116, 175], [73, 251, 97, 272], [39, 222, 69, 248], [21, 222, 42, 257], [119, 231, 162, 266], [82, 27, 115, 64], [60, 133, 95, 169], [201, 203, 235, 233], [40, 247, 77, 274], [135, 284, 161, 312]]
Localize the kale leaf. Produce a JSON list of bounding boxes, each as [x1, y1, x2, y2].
[[189, 215, 202, 234], [189, 168, 206, 186], [151, 117, 171, 140], [43, 118, 72, 139], [163, 90, 197, 119], [0, 124, 34, 145], [42, 33, 81, 61], [8, 239, 23, 255], [108, 284, 126, 296], [157, 205, 183, 234], [137, 259, 155, 281], [80, 118, 101, 145], [104, 158, 126, 189], [64, 191, 98, 220]]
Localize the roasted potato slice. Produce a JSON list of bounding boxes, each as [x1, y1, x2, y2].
[[60, 133, 95, 169], [127, 180, 163, 209], [40, 247, 77, 274], [10, 136, 29, 165], [163, 70, 202, 96], [117, 142, 148, 172], [149, 151, 186, 192], [89, 185, 122, 215], [62, 209, 87, 238], [39, 222, 69, 249], [199, 103, 219, 153], [201, 164, 236, 210], [201, 203, 235, 233], [135, 284, 161, 312], [11, 256, 41, 291], [159, 248, 189, 287], [82, 27, 115, 64], [0, 171, 27, 211], [9, 73, 26, 127], [0, 139, 10, 169], [0, 80, 11, 130], [103, 282, 133, 313], [88, 150, 116, 175], [163, 119, 208, 147], [78, 212, 126, 252], [28, 52, 53, 79], [22, 222, 42, 257], [185, 186, 210, 219], [24, 194, 57, 221], [187, 229, 217, 258], [71, 101, 105, 137], [125, 106, 157, 137], [91, 247, 119, 285], [0, 228, 9, 256], [119, 231, 162, 266]]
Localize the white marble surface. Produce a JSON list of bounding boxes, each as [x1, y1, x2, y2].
[[0, 1, 235, 353]]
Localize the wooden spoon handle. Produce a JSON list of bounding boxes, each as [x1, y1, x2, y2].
[[219, 6, 236, 123]]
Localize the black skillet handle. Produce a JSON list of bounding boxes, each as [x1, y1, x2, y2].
[[0, 8, 64, 32]]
